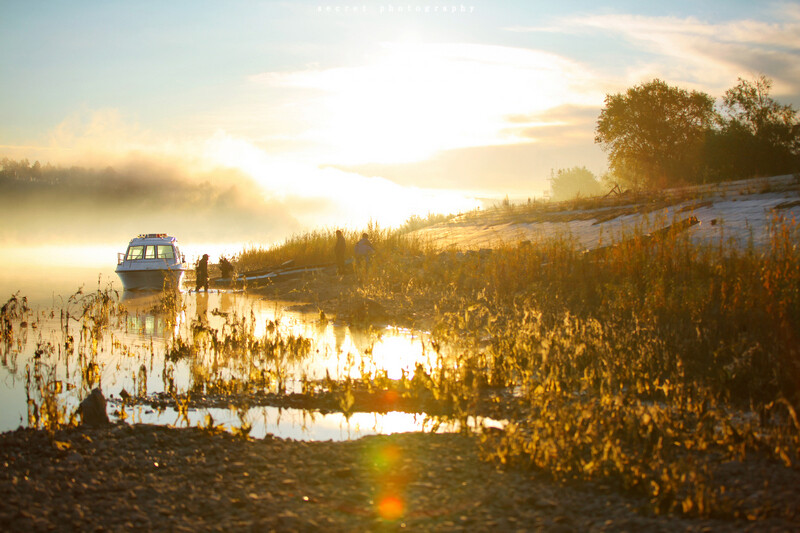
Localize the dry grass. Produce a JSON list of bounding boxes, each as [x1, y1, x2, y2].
[[8, 202, 800, 519]]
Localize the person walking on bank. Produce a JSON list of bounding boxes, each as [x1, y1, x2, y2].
[[195, 254, 209, 292], [334, 230, 347, 275]]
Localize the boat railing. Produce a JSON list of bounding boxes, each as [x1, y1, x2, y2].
[[117, 253, 126, 265]]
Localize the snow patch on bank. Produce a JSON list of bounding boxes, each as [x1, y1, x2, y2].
[[412, 175, 800, 251]]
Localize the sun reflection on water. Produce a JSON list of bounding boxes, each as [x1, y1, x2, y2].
[[114, 404, 458, 442], [168, 290, 437, 384]]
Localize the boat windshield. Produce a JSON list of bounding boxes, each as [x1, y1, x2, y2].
[[157, 245, 175, 259], [126, 246, 144, 260], [125, 244, 175, 261]]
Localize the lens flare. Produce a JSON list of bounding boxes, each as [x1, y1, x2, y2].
[[378, 494, 404, 521], [367, 441, 408, 521], [372, 443, 402, 472]]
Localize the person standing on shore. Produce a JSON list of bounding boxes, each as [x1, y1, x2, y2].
[[354, 233, 375, 282], [219, 256, 235, 281], [195, 254, 209, 292], [334, 230, 347, 275]]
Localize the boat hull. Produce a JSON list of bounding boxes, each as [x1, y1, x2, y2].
[[116, 268, 185, 291]]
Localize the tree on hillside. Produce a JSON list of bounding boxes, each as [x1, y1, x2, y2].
[[550, 166, 604, 201], [595, 79, 717, 189], [714, 75, 800, 177]]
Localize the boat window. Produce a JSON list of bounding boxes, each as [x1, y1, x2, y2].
[[157, 245, 175, 259], [144, 246, 156, 259], [126, 246, 144, 260]]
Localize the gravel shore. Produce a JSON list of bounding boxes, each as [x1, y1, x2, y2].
[[2, 424, 798, 532]]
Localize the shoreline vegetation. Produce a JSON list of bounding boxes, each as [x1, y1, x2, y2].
[[3, 178, 800, 530]]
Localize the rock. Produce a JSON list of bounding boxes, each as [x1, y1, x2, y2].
[[347, 297, 387, 323], [79, 388, 109, 427], [65, 452, 83, 465]]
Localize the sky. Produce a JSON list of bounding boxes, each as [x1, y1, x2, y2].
[[1, 0, 800, 241]]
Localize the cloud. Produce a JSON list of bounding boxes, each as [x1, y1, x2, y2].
[[46, 109, 157, 165], [502, 105, 601, 146], [518, 7, 800, 96]]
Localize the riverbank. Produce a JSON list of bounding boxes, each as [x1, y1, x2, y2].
[[246, 173, 800, 333], [3, 423, 798, 532], [5, 175, 800, 531]]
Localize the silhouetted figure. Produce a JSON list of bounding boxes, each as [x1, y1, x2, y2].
[[355, 233, 375, 260], [195, 254, 209, 292], [219, 256, 234, 280], [335, 230, 347, 275], [354, 233, 375, 282]]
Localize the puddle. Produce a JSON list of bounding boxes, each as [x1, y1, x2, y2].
[[112, 403, 502, 441]]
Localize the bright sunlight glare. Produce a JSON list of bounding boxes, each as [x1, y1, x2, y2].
[[255, 42, 600, 165], [204, 131, 481, 228]]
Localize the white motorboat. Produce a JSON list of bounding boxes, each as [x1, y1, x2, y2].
[[115, 234, 187, 290]]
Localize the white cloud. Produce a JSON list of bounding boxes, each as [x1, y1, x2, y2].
[[250, 42, 605, 165], [543, 8, 800, 94]]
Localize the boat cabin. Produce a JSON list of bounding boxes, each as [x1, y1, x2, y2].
[[118, 234, 184, 266], [116, 234, 187, 290]]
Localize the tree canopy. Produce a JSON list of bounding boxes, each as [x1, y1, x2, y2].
[[595, 76, 800, 189], [550, 166, 604, 201], [595, 79, 716, 189], [715, 76, 800, 178]]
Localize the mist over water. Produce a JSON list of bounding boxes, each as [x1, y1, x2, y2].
[[0, 156, 302, 247], [0, 146, 483, 256]]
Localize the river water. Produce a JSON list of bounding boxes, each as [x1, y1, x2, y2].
[[0, 250, 480, 440]]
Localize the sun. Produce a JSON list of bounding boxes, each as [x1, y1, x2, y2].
[[265, 42, 591, 166], [315, 43, 503, 164]]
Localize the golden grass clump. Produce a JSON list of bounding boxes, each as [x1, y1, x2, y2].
[[242, 212, 799, 517]]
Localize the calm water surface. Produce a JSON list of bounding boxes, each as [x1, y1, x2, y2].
[[0, 258, 474, 440]]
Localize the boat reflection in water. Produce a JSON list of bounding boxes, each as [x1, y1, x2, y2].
[[120, 290, 182, 338], [115, 234, 187, 291]]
